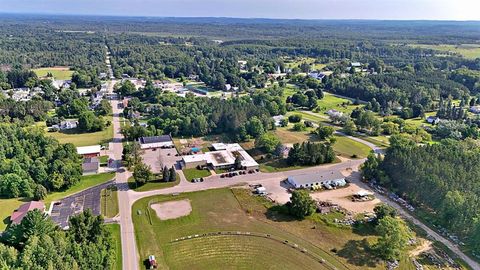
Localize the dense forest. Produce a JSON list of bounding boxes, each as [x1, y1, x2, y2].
[[362, 136, 480, 252], [0, 124, 82, 199]]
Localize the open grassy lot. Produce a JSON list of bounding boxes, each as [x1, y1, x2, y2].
[[0, 198, 30, 231], [48, 125, 113, 147], [333, 135, 372, 158], [105, 224, 123, 270], [101, 186, 119, 218], [316, 92, 362, 115], [284, 57, 327, 71], [409, 44, 480, 59], [132, 188, 424, 269], [45, 172, 115, 203], [182, 168, 211, 181], [128, 175, 180, 192], [32, 67, 74, 80]]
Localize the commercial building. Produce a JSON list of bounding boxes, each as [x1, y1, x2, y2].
[[82, 157, 100, 175], [182, 143, 259, 170], [287, 171, 345, 189], [138, 135, 174, 149], [77, 145, 101, 158]]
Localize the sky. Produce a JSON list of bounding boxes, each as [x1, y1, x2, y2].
[[0, 0, 479, 20]]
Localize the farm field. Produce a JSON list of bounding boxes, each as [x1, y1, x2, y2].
[[316, 92, 362, 115], [132, 188, 421, 270], [105, 224, 123, 270], [409, 44, 480, 59], [32, 67, 74, 80]]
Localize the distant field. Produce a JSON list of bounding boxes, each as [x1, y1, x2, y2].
[[32, 67, 74, 80], [410, 44, 480, 59], [284, 57, 327, 71], [317, 92, 361, 115], [132, 188, 361, 270]]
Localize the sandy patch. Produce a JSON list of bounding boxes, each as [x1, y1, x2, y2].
[[151, 199, 192, 220], [310, 182, 381, 214]]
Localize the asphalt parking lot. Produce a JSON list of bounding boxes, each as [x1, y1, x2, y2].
[[50, 180, 115, 229], [142, 147, 181, 173]]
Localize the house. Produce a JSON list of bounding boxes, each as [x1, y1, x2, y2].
[[308, 72, 326, 80], [60, 120, 78, 130], [326, 109, 344, 118], [82, 157, 100, 175], [272, 115, 285, 127], [10, 201, 45, 225], [77, 145, 101, 158], [99, 72, 107, 79], [225, 84, 232, 91], [182, 143, 259, 170], [351, 62, 362, 67], [426, 116, 440, 125], [287, 171, 345, 189], [470, 106, 480, 114], [138, 135, 174, 149]]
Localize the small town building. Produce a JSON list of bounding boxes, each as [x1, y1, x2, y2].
[[60, 120, 78, 130], [77, 145, 101, 158], [182, 143, 259, 170], [10, 201, 45, 225], [326, 109, 344, 118], [138, 135, 174, 149], [287, 171, 345, 189], [272, 115, 285, 127], [82, 157, 100, 175]]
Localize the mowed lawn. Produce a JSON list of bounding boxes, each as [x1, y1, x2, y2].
[[132, 188, 352, 270], [127, 175, 180, 192], [32, 67, 74, 80], [182, 168, 212, 181], [316, 92, 362, 115], [105, 224, 123, 270]]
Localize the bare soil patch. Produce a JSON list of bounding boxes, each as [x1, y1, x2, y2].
[[151, 199, 192, 220]]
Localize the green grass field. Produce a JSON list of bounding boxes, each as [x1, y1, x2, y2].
[[409, 44, 480, 59], [316, 92, 361, 115], [105, 224, 123, 270], [45, 172, 115, 203], [333, 135, 372, 158], [127, 175, 180, 192], [182, 168, 212, 181], [32, 67, 74, 80], [132, 188, 359, 270], [101, 187, 119, 218]]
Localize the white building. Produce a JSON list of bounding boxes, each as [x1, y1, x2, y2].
[[138, 135, 174, 149], [287, 171, 345, 189], [77, 145, 101, 158], [182, 143, 259, 170]]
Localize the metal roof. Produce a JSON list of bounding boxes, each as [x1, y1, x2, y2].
[[139, 135, 172, 144], [288, 171, 345, 185]]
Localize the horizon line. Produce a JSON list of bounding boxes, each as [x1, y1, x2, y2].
[[1, 11, 479, 22]]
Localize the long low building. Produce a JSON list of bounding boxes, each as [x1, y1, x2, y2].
[[182, 143, 259, 170], [287, 171, 345, 189], [77, 145, 101, 158], [138, 135, 174, 149]]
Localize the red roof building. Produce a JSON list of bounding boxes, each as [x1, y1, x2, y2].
[[10, 201, 45, 225]]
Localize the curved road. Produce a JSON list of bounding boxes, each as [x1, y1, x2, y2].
[[108, 89, 479, 270]]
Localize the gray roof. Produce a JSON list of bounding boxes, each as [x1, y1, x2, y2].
[[139, 135, 171, 144], [288, 171, 345, 185]]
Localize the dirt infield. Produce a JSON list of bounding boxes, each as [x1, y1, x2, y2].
[[151, 199, 192, 220]]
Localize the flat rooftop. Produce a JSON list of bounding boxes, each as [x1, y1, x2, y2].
[[289, 171, 345, 185], [77, 145, 101, 155], [139, 135, 172, 144]]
